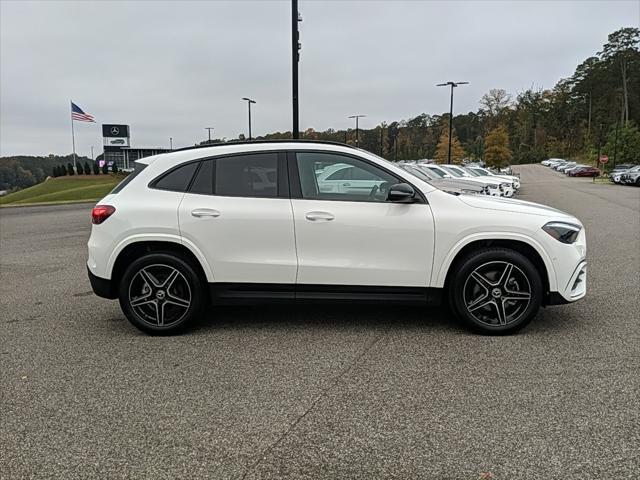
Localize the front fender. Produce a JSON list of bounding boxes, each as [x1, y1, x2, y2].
[[432, 232, 557, 291]]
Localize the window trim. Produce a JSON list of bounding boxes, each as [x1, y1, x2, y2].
[[287, 150, 426, 204], [149, 150, 288, 199]]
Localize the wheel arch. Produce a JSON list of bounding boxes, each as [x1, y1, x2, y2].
[[437, 234, 557, 294], [108, 237, 213, 290]]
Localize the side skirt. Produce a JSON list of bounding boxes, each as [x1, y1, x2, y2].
[[209, 283, 443, 306]]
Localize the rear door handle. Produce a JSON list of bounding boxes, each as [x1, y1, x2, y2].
[[191, 208, 220, 218], [305, 211, 335, 222]]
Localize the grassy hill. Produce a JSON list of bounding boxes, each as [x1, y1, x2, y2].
[[0, 175, 121, 206]]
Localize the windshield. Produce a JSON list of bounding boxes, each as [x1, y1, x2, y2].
[[463, 168, 482, 177], [400, 165, 432, 184], [442, 166, 464, 178], [422, 165, 446, 178], [414, 166, 437, 180]]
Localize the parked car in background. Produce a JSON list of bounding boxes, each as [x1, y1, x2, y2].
[[610, 164, 635, 184], [557, 162, 577, 173], [466, 166, 520, 190], [620, 165, 640, 186], [567, 166, 601, 177], [87, 140, 587, 336], [441, 164, 515, 197], [418, 164, 502, 197], [398, 163, 486, 195]]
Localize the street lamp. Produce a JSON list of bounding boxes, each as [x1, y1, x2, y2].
[[348, 114, 366, 146], [437, 81, 469, 163], [205, 127, 214, 143], [242, 97, 256, 140]]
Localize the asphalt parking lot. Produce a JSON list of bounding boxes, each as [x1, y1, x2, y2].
[[1, 164, 639, 479]]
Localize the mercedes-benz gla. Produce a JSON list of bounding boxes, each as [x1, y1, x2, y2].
[[88, 141, 587, 335]]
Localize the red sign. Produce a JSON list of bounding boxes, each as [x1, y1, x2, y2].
[[599, 155, 609, 164]]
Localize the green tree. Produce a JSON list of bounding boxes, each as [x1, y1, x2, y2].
[[83, 161, 91, 175], [67, 163, 75, 176], [93, 162, 100, 175], [484, 126, 513, 168], [603, 122, 640, 166], [112, 162, 119, 174], [60, 164, 67, 176]]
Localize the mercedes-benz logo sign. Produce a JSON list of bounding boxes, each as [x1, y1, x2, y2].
[[110, 127, 119, 135]]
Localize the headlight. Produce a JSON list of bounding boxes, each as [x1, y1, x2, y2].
[[542, 222, 582, 244]]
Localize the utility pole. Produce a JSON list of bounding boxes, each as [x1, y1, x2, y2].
[[91, 145, 94, 161], [292, 0, 301, 139], [379, 126, 384, 157], [613, 121, 620, 168], [437, 81, 469, 163], [348, 115, 365, 147], [205, 127, 214, 143], [242, 97, 256, 140], [169, 137, 173, 150]]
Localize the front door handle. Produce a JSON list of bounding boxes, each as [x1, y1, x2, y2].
[[191, 208, 220, 218], [305, 211, 335, 222], [342, 183, 351, 187]]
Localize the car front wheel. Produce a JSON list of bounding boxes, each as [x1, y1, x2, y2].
[[449, 248, 543, 335], [118, 252, 204, 335]]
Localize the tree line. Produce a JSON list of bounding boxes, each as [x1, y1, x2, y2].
[[254, 27, 640, 168], [2, 27, 638, 191], [51, 161, 118, 177]]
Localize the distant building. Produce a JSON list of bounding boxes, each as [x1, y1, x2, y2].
[[101, 124, 171, 170]]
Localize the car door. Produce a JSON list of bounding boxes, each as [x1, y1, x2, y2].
[[178, 152, 297, 285], [290, 150, 435, 288]]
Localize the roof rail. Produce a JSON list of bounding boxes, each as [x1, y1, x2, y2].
[[172, 138, 357, 153]]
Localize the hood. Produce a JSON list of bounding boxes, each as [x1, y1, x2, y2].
[[432, 178, 484, 192], [458, 194, 578, 221]]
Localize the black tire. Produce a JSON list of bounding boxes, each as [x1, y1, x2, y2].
[[448, 248, 543, 335], [118, 252, 205, 335]]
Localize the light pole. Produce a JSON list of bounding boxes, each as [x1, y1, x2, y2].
[[437, 81, 469, 163], [292, 0, 302, 139], [169, 137, 173, 150], [348, 114, 366, 146], [205, 127, 214, 143], [242, 97, 256, 140]]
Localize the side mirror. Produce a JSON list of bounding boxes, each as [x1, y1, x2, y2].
[[387, 183, 415, 203]]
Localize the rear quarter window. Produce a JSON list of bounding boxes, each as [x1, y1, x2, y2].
[[110, 163, 148, 194], [152, 162, 199, 192]]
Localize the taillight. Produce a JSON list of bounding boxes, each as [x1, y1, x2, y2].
[[92, 205, 116, 224]]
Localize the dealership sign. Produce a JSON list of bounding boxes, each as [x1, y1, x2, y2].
[[103, 137, 130, 147], [102, 124, 130, 138]]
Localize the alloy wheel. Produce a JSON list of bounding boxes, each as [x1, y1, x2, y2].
[[128, 264, 192, 327], [462, 261, 532, 327]]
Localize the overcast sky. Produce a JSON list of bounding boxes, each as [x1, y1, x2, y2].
[[1, 0, 638, 157]]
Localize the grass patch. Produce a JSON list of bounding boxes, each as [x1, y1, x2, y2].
[[0, 175, 121, 206]]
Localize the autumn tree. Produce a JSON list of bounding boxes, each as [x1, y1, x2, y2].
[[479, 89, 512, 129], [484, 126, 513, 168], [435, 125, 465, 164]]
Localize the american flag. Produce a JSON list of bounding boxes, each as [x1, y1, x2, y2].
[[71, 101, 95, 122]]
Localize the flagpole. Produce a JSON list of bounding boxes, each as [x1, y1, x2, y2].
[[70, 101, 77, 171]]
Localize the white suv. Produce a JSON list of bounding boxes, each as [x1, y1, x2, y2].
[[87, 141, 587, 335]]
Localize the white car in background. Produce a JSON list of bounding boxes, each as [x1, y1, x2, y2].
[[419, 164, 502, 196], [87, 140, 587, 336], [441, 164, 515, 197], [467, 166, 521, 190]]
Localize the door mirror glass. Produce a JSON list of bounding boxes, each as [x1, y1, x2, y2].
[[387, 183, 415, 203]]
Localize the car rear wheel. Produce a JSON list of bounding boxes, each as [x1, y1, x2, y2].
[[449, 248, 543, 335], [118, 252, 204, 335]]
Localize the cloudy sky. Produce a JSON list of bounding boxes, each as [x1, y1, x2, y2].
[[1, 0, 637, 157]]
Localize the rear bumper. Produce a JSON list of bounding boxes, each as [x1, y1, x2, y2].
[[87, 266, 117, 299]]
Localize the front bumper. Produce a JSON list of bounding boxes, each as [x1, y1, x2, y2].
[[87, 266, 117, 299]]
